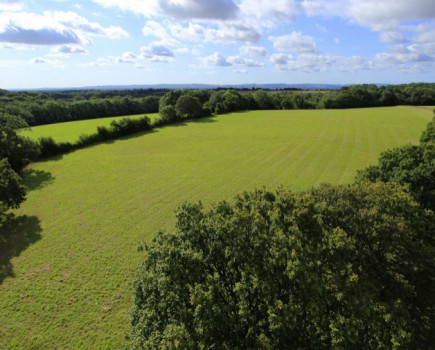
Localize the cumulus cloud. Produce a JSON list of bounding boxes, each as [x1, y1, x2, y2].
[[227, 55, 265, 67], [375, 45, 433, 65], [29, 56, 63, 67], [0, 11, 128, 48], [201, 52, 232, 66], [239, 0, 299, 21], [159, 0, 238, 20], [0, 0, 24, 11], [269, 31, 318, 53], [116, 51, 137, 64], [142, 20, 170, 39], [169, 21, 260, 44], [270, 52, 370, 72], [140, 44, 175, 62], [93, 0, 238, 20], [50, 44, 88, 57], [239, 45, 267, 57]]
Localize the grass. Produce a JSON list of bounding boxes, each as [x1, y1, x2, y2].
[[1, 106, 432, 349], [20, 113, 160, 143]]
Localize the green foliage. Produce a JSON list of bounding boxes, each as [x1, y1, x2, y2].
[[21, 113, 160, 144], [174, 95, 203, 119], [253, 90, 275, 109], [0, 159, 25, 213], [0, 114, 40, 173], [130, 183, 435, 349], [1, 107, 431, 348], [38, 116, 152, 158], [159, 105, 178, 123], [357, 117, 435, 211]]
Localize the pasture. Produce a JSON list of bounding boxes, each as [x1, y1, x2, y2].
[[0, 106, 432, 349], [20, 113, 160, 143]]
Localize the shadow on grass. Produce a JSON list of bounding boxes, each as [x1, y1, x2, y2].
[[22, 169, 55, 192], [0, 214, 42, 284]]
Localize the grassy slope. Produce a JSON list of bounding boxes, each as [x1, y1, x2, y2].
[[20, 113, 160, 143], [0, 106, 432, 349]]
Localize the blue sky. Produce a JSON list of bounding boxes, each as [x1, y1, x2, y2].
[[0, 0, 434, 89]]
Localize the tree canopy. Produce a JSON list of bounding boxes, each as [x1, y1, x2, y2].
[[357, 116, 435, 211], [0, 114, 40, 218], [130, 182, 434, 349]]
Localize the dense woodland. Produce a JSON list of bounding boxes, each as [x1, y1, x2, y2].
[[1, 83, 435, 126]]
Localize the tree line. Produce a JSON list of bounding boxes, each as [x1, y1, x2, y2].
[[1, 83, 435, 127], [129, 116, 435, 349]]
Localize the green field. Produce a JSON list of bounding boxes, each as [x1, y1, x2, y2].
[[1, 106, 432, 349], [20, 113, 160, 143]]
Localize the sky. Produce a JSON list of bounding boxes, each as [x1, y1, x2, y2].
[[0, 0, 434, 89]]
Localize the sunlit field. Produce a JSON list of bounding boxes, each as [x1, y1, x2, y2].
[[20, 113, 160, 143], [1, 106, 432, 349]]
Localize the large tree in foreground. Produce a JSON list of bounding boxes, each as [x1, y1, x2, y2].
[[130, 183, 434, 349]]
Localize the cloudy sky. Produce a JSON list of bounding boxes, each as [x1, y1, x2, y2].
[[0, 0, 434, 89]]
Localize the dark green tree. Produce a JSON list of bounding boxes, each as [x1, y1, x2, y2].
[[0, 159, 26, 215], [174, 95, 203, 119], [357, 117, 435, 211], [159, 105, 179, 123], [130, 182, 434, 349], [0, 114, 40, 173]]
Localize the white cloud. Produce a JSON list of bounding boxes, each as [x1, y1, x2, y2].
[[239, 45, 267, 57], [334, 38, 340, 44], [0, 11, 128, 48], [0, 0, 24, 11], [201, 52, 231, 66], [269, 52, 370, 72], [269, 31, 318, 53], [348, 0, 435, 31], [116, 51, 137, 64], [93, 0, 238, 20], [83, 57, 111, 67], [379, 31, 408, 43], [158, 0, 239, 20], [375, 45, 433, 65], [29, 56, 64, 67], [142, 20, 170, 39], [140, 44, 175, 62], [169, 21, 260, 44], [49, 44, 88, 57], [227, 55, 265, 67], [239, 0, 299, 21]]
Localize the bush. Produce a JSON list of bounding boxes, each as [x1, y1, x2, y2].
[[130, 182, 434, 349], [159, 105, 179, 123]]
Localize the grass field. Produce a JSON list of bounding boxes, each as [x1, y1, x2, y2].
[[20, 113, 160, 143], [1, 106, 432, 349]]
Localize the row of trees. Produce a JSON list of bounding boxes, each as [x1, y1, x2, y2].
[[157, 83, 435, 118], [1, 83, 434, 126], [129, 116, 435, 349], [3, 96, 160, 126]]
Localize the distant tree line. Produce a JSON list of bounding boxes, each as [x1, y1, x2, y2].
[[158, 83, 435, 118], [0, 89, 162, 126], [1, 83, 434, 127]]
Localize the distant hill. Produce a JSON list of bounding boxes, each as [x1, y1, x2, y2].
[[17, 83, 345, 92]]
